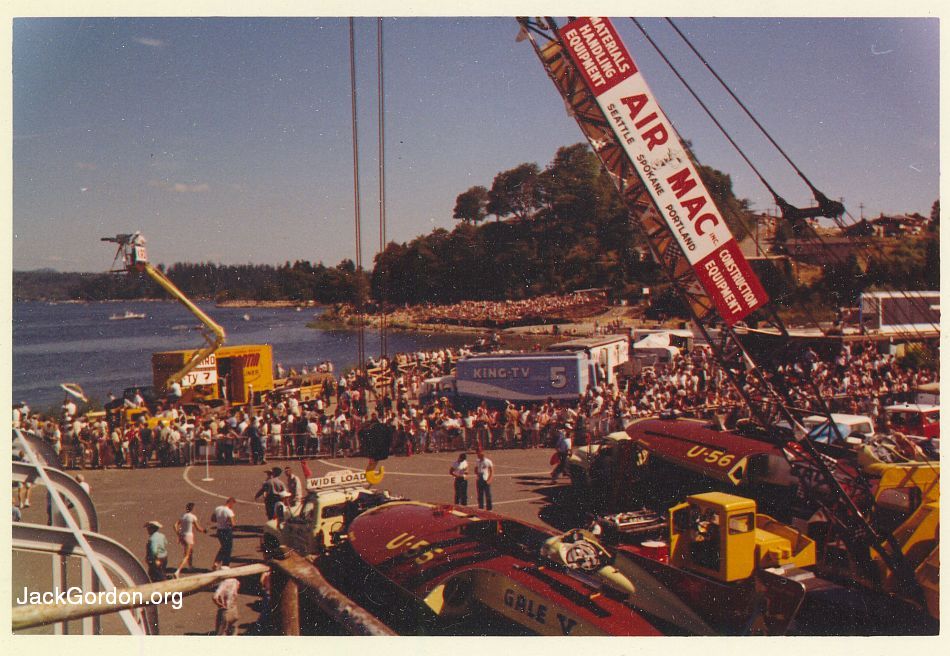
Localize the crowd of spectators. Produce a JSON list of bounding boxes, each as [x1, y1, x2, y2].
[[11, 337, 937, 471], [411, 292, 606, 327], [331, 291, 608, 329], [771, 343, 936, 419]]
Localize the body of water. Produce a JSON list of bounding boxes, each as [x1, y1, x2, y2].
[[12, 301, 473, 411]]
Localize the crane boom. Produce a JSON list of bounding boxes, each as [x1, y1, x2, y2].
[[517, 16, 922, 596], [101, 233, 226, 389]]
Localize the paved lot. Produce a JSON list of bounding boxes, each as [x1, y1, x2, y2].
[[14, 447, 583, 635]]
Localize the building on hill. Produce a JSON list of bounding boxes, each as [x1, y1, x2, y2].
[[840, 218, 875, 238], [868, 213, 928, 237], [735, 236, 794, 299], [780, 236, 865, 265]]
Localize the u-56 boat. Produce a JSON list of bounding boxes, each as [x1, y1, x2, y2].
[[263, 471, 687, 635], [264, 469, 937, 636], [322, 499, 675, 636]]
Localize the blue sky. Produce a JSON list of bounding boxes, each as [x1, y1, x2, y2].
[[10, 12, 940, 272]]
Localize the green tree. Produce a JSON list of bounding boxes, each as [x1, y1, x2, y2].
[[696, 163, 752, 240], [453, 185, 489, 224], [924, 237, 939, 289], [487, 163, 542, 221], [817, 253, 866, 307], [538, 143, 602, 224]]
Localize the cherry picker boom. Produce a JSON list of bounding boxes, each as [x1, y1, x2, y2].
[[517, 16, 927, 604], [102, 233, 226, 390]]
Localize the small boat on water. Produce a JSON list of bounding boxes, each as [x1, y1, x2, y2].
[[109, 310, 146, 321]]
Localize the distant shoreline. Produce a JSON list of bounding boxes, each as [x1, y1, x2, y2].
[[16, 298, 317, 307], [215, 300, 318, 308], [307, 315, 563, 351], [308, 304, 644, 351]]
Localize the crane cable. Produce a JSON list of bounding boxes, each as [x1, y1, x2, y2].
[[663, 18, 829, 202], [629, 18, 779, 203], [625, 20, 933, 574], [349, 17, 366, 374], [633, 18, 938, 337], [660, 17, 938, 337], [628, 17, 833, 336], [378, 17, 388, 361]]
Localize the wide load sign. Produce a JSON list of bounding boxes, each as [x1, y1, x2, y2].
[[307, 469, 368, 490], [559, 17, 768, 325]]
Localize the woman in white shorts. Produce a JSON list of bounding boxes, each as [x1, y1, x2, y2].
[[173, 501, 207, 578]]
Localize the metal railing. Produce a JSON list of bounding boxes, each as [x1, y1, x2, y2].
[[12, 548, 397, 636], [13, 428, 395, 636], [268, 549, 396, 636], [13, 428, 152, 634], [11, 562, 266, 633]]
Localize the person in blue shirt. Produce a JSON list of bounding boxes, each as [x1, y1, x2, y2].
[[145, 520, 169, 581]]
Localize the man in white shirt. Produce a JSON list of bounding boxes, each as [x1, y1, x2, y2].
[[168, 380, 183, 403], [62, 397, 77, 422], [283, 466, 303, 506], [551, 424, 573, 481], [475, 451, 494, 511], [211, 497, 236, 568], [462, 411, 476, 449], [448, 453, 469, 505], [333, 411, 349, 455]]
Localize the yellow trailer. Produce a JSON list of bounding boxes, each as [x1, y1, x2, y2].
[[152, 343, 274, 405]]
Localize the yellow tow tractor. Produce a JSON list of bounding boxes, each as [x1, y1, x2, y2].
[[604, 491, 816, 635], [606, 490, 936, 634]]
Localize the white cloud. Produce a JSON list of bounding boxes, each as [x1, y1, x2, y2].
[[172, 183, 210, 193], [75, 162, 97, 171], [133, 37, 166, 48], [148, 179, 210, 193]]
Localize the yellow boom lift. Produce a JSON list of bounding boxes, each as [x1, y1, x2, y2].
[[102, 233, 226, 389]]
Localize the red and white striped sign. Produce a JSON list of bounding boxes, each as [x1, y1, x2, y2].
[[559, 17, 768, 325]]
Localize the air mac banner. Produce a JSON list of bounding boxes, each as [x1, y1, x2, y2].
[[559, 17, 768, 325]]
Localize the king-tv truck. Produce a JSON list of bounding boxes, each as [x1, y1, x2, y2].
[[452, 351, 597, 406]]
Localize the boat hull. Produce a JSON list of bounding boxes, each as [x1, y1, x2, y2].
[[339, 500, 664, 636]]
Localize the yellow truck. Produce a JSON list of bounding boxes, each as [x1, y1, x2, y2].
[[273, 372, 336, 403], [152, 343, 274, 406]]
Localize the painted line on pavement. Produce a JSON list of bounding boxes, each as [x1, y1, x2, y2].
[[313, 459, 550, 478], [490, 496, 545, 506], [182, 465, 549, 515], [181, 465, 263, 507]]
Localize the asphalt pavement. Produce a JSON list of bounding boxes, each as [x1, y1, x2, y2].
[[13, 447, 577, 635]]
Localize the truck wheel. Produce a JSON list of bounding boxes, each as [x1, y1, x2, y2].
[[569, 467, 590, 490], [261, 534, 281, 559]]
